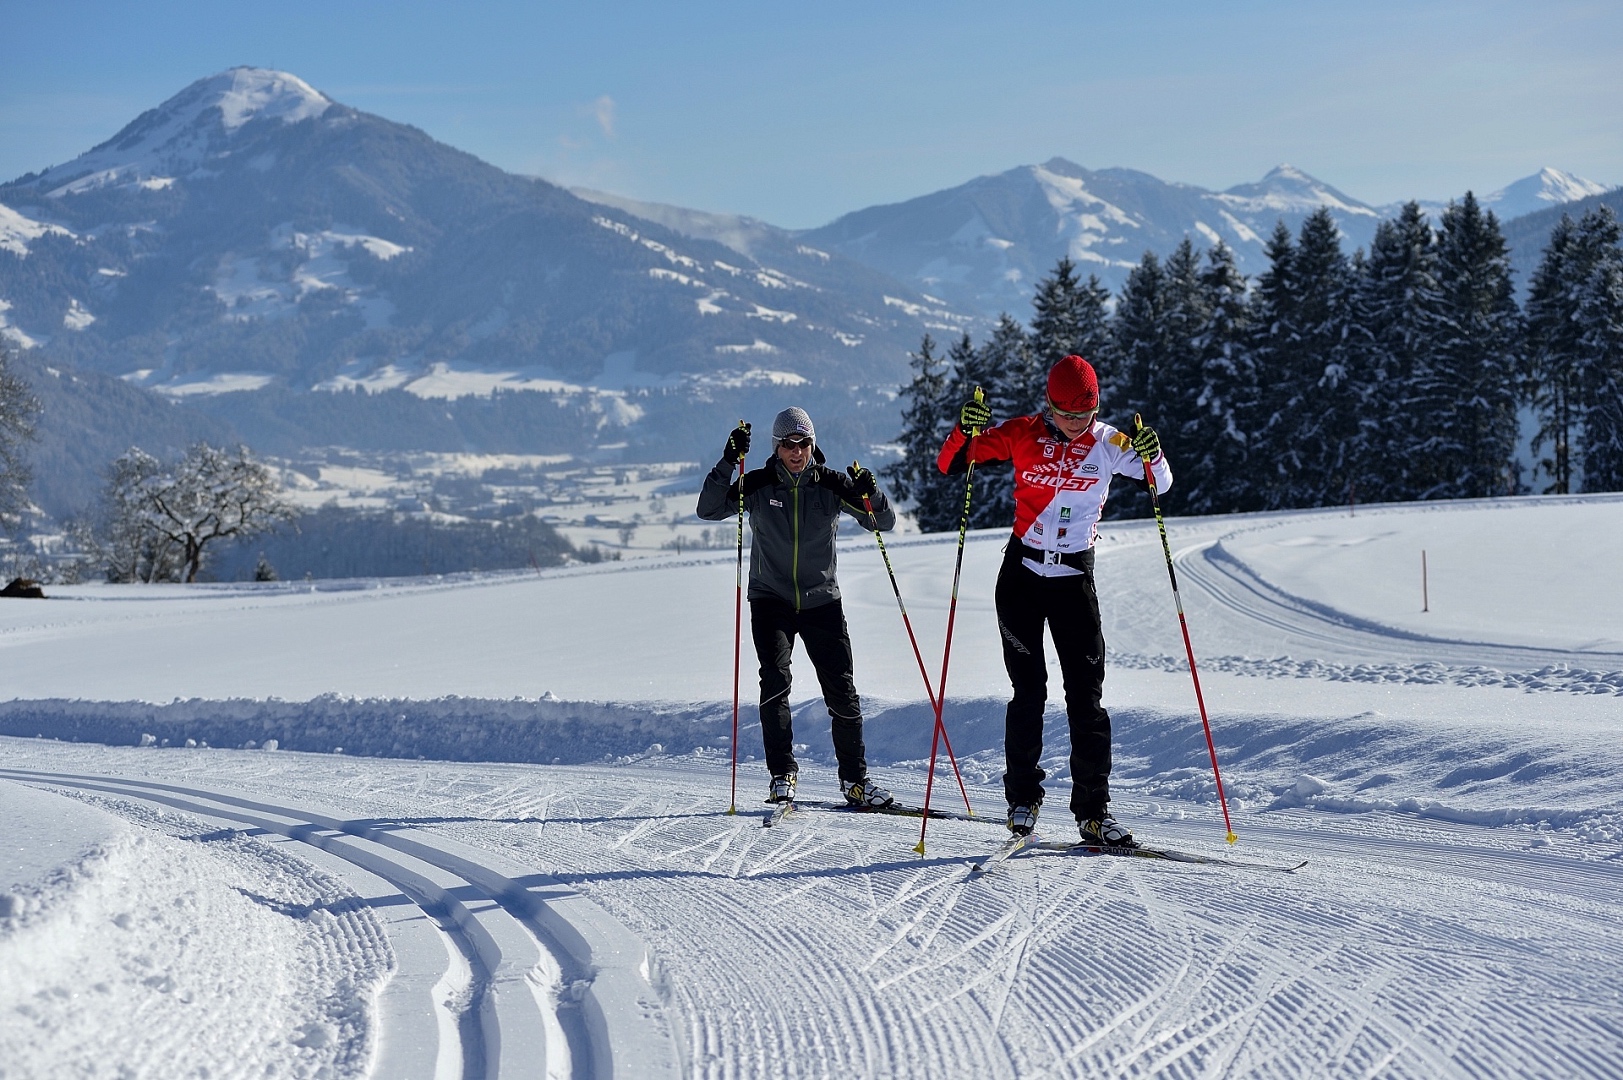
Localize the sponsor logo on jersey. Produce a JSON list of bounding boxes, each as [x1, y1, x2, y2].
[[1032, 522, 1044, 534], [1082, 463, 1099, 473], [1060, 506, 1072, 520], [1019, 467, 1101, 492], [1043, 444, 1057, 458]]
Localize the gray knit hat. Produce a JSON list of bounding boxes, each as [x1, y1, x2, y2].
[[771, 407, 815, 446]]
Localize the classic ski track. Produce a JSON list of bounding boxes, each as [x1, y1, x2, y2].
[[0, 766, 682, 1080], [10, 751, 1623, 1078], [1173, 537, 1623, 670], [413, 770, 1623, 1079]]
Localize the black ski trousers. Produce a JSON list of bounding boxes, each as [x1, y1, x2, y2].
[[750, 596, 868, 784], [996, 546, 1113, 820]]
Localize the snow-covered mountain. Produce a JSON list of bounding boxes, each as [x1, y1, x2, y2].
[[797, 160, 1612, 319], [1388, 166, 1612, 231], [794, 160, 1385, 317], [0, 68, 970, 473]]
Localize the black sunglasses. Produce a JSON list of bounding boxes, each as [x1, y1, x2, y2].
[[779, 435, 813, 449]]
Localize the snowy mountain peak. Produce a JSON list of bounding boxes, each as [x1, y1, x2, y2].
[[26, 67, 334, 197], [1220, 165, 1378, 219], [188, 67, 332, 132], [1482, 167, 1612, 220]]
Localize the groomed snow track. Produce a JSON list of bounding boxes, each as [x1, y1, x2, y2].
[[1175, 538, 1623, 671], [0, 767, 681, 1080]]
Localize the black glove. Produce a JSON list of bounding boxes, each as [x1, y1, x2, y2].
[[960, 396, 992, 434], [1131, 423, 1161, 462], [723, 422, 751, 464], [847, 463, 878, 499]]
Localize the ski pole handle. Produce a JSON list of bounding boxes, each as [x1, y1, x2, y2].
[[1134, 413, 1161, 493]]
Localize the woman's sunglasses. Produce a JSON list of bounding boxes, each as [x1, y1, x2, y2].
[[1047, 399, 1097, 421]]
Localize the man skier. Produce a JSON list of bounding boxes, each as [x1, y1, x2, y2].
[[936, 355, 1170, 845], [697, 407, 899, 809]]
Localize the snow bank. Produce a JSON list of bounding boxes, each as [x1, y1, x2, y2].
[[6, 690, 1618, 842]]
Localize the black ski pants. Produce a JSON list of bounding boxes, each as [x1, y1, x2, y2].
[[996, 546, 1113, 819], [750, 596, 868, 784]]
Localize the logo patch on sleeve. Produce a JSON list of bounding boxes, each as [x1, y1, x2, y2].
[[769, 498, 783, 507]]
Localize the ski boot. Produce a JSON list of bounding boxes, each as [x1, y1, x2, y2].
[[1078, 812, 1136, 848], [767, 773, 798, 804], [841, 777, 895, 809], [1006, 804, 1039, 836]]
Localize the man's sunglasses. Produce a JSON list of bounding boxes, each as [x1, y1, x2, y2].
[[1047, 399, 1097, 421], [779, 435, 814, 449]]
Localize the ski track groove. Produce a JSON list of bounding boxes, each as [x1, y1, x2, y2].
[[0, 766, 685, 1080]]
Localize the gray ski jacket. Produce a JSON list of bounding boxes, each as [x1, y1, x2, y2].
[[696, 455, 895, 610]]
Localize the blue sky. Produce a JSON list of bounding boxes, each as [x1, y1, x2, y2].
[[3, 0, 1618, 228]]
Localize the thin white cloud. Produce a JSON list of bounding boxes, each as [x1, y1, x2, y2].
[[594, 95, 616, 140]]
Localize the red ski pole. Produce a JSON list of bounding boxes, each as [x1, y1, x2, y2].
[[916, 387, 984, 854], [1134, 414, 1236, 844], [854, 465, 973, 818], [728, 422, 747, 814]]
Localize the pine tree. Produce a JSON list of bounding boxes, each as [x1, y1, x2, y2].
[[885, 333, 961, 531], [1109, 250, 1167, 425], [1029, 257, 1085, 366], [1420, 193, 1522, 499], [1182, 242, 1254, 514], [1155, 239, 1210, 461], [951, 318, 1026, 528], [1243, 222, 1299, 509], [1291, 208, 1360, 506], [1525, 215, 1579, 493], [1074, 273, 1115, 371], [982, 313, 1039, 422], [1351, 203, 1442, 502], [1568, 207, 1623, 491]]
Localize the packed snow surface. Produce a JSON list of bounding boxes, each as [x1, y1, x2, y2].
[[2, 494, 1620, 1078]]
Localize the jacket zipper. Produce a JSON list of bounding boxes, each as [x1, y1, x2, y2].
[[790, 471, 802, 610]]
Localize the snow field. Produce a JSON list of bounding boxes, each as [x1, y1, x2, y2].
[[2, 493, 1622, 1078]]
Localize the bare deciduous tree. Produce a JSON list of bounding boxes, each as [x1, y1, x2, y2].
[[100, 443, 297, 583]]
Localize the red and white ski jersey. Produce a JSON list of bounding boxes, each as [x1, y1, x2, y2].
[[937, 414, 1173, 577]]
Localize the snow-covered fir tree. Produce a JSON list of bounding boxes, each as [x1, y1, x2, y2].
[[1417, 194, 1522, 499], [1349, 202, 1442, 502], [952, 318, 1027, 528], [1240, 223, 1298, 510], [1526, 215, 1580, 493], [1027, 257, 1114, 375], [1291, 208, 1361, 507], [1567, 207, 1623, 491], [1181, 242, 1254, 514], [884, 334, 962, 532], [1244, 212, 1358, 509], [1153, 239, 1211, 469], [1108, 250, 1167, 423]]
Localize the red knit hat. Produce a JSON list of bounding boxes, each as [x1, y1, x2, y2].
[[1046, 355, 1099, 414]]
